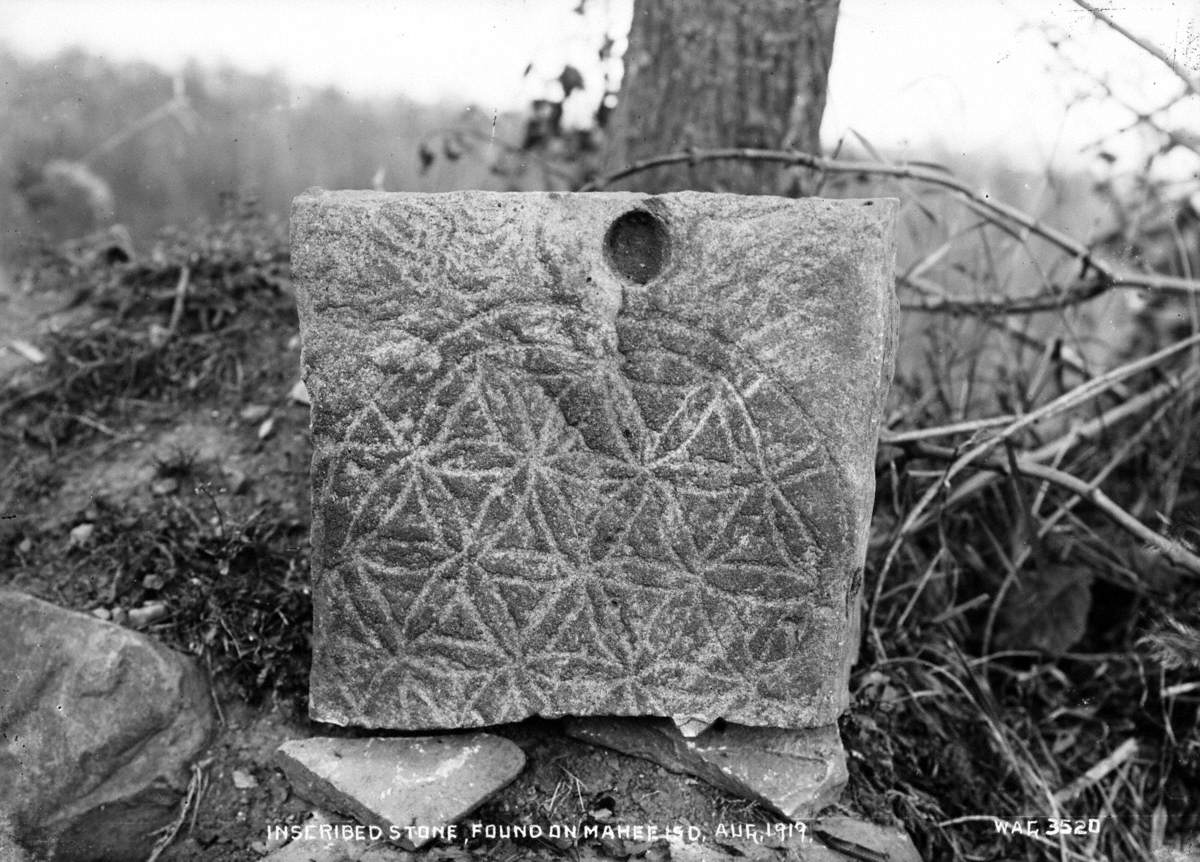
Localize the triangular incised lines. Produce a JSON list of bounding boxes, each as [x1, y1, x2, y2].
[[318, 304, 844, 723]]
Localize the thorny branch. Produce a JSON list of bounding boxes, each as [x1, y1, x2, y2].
[[581, 147, 1200, 308], [1070, 0, 1200, 98], [877, 330, 1200, 580], [904, 439, 1200, 576]]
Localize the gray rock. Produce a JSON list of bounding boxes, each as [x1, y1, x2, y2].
[[0, 590, 215, 862], [293, 190, 897, 730], [810, 816, 922, 862], [276, 734, 525, 850], [565, 717, 846, 819]]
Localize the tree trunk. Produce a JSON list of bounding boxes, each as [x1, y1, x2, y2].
[[604, 0, 839, 194]]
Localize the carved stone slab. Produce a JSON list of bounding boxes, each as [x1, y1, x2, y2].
[[293, 190, 897, 730]]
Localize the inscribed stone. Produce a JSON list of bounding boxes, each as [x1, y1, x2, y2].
[[292, 190, 896, 730]]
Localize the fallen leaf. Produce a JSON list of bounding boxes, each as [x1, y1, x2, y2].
[[995, 566, 1093, 656]]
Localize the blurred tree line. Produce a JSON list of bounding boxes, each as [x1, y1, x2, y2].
[[0, 46, 529, 261]]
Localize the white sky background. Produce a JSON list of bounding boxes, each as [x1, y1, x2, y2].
[[2, 0, 1199, 171]]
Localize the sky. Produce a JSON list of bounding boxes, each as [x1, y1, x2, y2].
[[2, 0, 1199, 169]]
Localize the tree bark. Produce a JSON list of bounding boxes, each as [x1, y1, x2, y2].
[[604, 0, 839, 194]]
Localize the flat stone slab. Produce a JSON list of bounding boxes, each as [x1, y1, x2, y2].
[[0, 590, 214, 862], [810, 816, 922, 862], [275, 734, 525, 850], [565, 717, 846, 819], [293, 190, 897, 729]]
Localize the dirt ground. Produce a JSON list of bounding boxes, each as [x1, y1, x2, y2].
[[155, 699, 822, 862]]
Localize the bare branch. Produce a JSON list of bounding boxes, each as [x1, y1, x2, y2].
[[908, 440, 1200, 577], [895, 361, 1200, 535], [580, 147, 1200, 299], [877, 330, 1200, 583], [898, 273, 1111, 315], [1070, 0, 1200, 98]]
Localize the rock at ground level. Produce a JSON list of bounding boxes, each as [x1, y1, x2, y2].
[[0, 590, 215, 862], [808, 816, 922, 862], [276, 734, 525, 850], [565, 717, 846, 820]]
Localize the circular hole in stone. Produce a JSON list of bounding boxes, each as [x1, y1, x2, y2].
[[603, 209, 669, 284]]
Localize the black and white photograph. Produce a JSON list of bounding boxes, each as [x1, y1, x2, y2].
[[1, 2, 1199, 860]]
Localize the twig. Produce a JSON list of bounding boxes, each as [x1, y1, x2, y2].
[[1012, 382, 1190, 571], [915, 363, 1200, 532], [899, 273, 1112, 315], [887, 330, 1200, 554], [147, 756, 210, 862], [908, 441, 1200, 576], [1004, 461, 1200, 574], [1070, 0, 1200, 98], [812, 829, 889, 862], [67, 414, 119, 437], [1053, 738, 1139, 804], [166, 265, 191, 338], [1080, 89, 1195, 155], [883, 415, 1015, 445], [580, 147, 1200, 298], [82, 75, 197, 165]]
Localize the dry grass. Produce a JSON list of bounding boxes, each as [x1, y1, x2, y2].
[[1, 207, 313, 710]]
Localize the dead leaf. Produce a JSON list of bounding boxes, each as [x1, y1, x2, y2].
[[994, 566, 1092, 656]]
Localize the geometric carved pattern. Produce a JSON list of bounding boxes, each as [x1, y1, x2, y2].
[[294, 190, 897, 730]]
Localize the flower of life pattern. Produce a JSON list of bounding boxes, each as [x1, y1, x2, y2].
[[298, 191, 887, 730]]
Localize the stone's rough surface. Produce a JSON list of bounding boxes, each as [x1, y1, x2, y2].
[[565, 717, 846, 819], [0, 590, 215, 862], [275, 735, 525, 850], [293, 190, 898, 730]]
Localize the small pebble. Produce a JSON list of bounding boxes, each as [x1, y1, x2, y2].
[[90, 607, 112, 621], [147, 323, 170, 348], [128, 603, 167, 628], [240, 403, 271, 423], [232, 769, 258, 790], [257, 417, 276, 441], [69, 523, 95, 547], [150, 477, 178, 496]]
